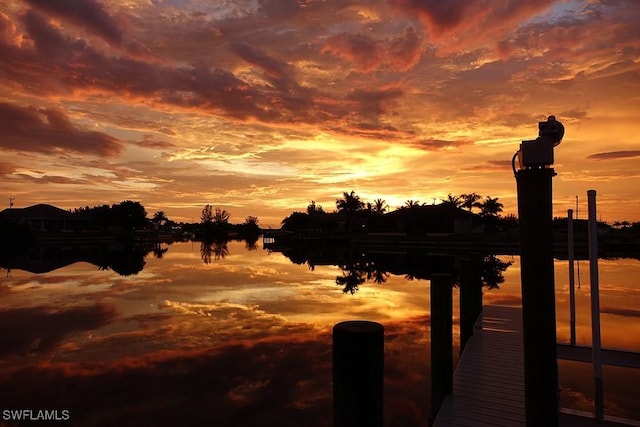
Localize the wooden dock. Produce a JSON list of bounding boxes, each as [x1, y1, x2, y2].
[[434, 305, 526, 426], [433, 305, 640, 427]]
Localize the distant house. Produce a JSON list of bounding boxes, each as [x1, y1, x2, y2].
[[0, 204, 88, 232], [382, 204, 483, 235]]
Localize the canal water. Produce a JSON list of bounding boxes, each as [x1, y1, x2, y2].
[[1, 240, 639, 426]]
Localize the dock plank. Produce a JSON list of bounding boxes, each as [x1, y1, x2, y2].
[[433, 305, 640, 426], [434, 305, 526, 426]]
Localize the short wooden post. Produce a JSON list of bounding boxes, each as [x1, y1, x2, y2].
[[430, 273, 453, 423], [333, 320, 384, 427]]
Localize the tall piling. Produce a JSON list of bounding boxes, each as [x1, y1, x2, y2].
[[516, 167, 559, 426]]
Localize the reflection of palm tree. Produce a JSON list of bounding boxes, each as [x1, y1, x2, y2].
[[244, 236, 258, 251], [200, 241, 213, 264], [153, 243, 169, 259], [336, 267, 366, 294], [370, 269, 389, 284], [200, 239, 230, 264], [482, 255, 512, 289], [336, 260, 390, 293], [212, 240, 229, 260]]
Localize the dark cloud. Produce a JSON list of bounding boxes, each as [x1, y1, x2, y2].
[[346, 87, 404, 115], [0, 303, 118, 357], [0, 102, 124, 156], [10, 174, 92, 185], [391, 0, 556, 47], [25, 0, 123, 46], [587, 151, 640, 160], [322, 27, 423, 72], [413, 138, 473, 151], [600, 306, 640, 318]]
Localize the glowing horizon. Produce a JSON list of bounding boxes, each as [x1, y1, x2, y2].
[[1, 0, 639, 227]]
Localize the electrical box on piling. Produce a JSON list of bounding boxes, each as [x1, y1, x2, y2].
[[516, 116, 565, 170]]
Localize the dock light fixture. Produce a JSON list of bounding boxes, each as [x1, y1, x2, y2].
[[513, 115, 565, 173]]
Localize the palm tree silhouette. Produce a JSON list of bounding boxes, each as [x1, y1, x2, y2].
[[336, 191, 365, 213], [372, 198, 388, 214], [461, 193, 482, 213], [403, 199, 422, 209], [478, 196, 504, 217], [443, 194, 463, 207]]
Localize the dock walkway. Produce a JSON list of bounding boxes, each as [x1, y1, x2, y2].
[[434, 305, 525, 426], [434, 305, 639, 427]]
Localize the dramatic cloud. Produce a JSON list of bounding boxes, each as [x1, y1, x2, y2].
[[587, 151, 640, 160], [0, 304, 118, 357], [412, 138, 474, 151], [0, 102, 124, 156], [24, 0, 123, 46], [322, 26, 423, 72], [0, 0, 638, 224]]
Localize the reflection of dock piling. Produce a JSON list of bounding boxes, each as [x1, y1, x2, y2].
[[430, 274, 454, 425], [333, 320, 383, 427], [459, 257, 483, 353]]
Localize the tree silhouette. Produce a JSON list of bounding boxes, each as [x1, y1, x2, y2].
[[307, 201, 324, 216], [443, 194, 463, 207], [478, 196, 504, 217], [372, 198, 388, 214], [336, 191, 365, 214], [111, 200, 147, 231], [213, 208, 230, 225], [403, 199, 422, 209], [461, 193, 482, 213], [152, 211, 169, 230], [201, 205, 214, 224], [281, 212, 310, 230]]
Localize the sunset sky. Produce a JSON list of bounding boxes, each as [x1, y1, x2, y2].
[[1, 0, 639, 226]]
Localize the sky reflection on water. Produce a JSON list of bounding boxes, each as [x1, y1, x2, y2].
[[1, 241, 639, 425]]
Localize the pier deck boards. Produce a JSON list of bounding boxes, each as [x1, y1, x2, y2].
[[434, 305, 525, 427], [434, 305, 639, 427]]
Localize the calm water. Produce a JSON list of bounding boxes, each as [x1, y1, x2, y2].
[[1, 240, 639, 426]]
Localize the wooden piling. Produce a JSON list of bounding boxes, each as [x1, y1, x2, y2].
[[516, 168, 559, 426], [333, 320, 384, 427]]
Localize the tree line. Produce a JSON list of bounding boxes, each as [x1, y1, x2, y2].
[[281, 191, 509, 232], [324, 191, 504, 217]]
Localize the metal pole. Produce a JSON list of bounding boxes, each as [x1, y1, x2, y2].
[[568, 209, 576, 347], [587, 190, 604, 421]]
